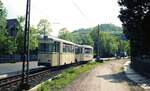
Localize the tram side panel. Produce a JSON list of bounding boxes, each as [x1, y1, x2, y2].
[[75, 54, 81, 63], [38, 53, 52, 66], [59, 43, 75, 65], [82, 48, 93, 61], [75, 46, 82, 63], [78, 47, 93, 63], [81, 54, 93, 61], [51, 52, 60, 66], [60, 53, 75, 65]]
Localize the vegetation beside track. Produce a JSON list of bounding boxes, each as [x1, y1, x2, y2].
[[37, 62, 102, 91]]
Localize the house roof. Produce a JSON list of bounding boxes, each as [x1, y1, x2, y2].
[[7, 19, 18, 30]]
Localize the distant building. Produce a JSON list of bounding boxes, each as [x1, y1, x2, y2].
[[6, 19, 21, 38]]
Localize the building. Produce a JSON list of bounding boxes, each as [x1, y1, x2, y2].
[[6, 19, 21, 38]]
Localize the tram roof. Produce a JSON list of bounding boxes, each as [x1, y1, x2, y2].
[[76, 44, 93, 49], [40, 36, 93, 48], [40, 35, 75, 45]]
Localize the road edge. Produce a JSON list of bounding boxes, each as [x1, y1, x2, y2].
[[123, 61, 150, 90]]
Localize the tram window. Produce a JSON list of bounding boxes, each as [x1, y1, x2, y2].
[[75, 47, 78, 54], [75, 47, 79, 54], [53, 42, 60, 52], [84, 48, 92, 54], [63, 44, 74, 53], [75, 47, 82, 54], [71, 46, 74, 52], [80, 48, 82, 53], [39, 43, 52, 52], [63, 44, 66, 52]]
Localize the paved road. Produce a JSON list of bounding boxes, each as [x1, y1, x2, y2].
[[63, 59, 144, 91], [0, 61, 44, 75]]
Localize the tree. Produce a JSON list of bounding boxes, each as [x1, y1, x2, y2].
[[15, 16, 25, 53], [16, 16, 39, 53], [58, 27, 94, 46], [90, 29, 118, 57], [16, 25, 39, 53], [0, 1, 17, 55], [37, 19, 52, 36], [16, 30, 24, 53], [17, 16, 25, 29], [0, 34, 17, 55], [118, 0, 150, 76], [29, 26, 39, 51], [72, 28, 94, 45], [75, 34, 93, 45], [0, 0, 7, 35], [118, 0, 150, 57], [58, 28, 74, 42]]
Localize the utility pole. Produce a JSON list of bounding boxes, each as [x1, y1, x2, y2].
[[96, 24, 101, 61], [21, 0, 31, 90]]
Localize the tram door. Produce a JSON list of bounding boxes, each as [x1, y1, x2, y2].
[[51, 41, 60, 66]]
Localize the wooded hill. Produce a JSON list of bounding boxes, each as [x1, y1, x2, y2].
[[58, 24, 129, 57]]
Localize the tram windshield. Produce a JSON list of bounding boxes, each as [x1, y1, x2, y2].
[[39, 43, 52, 53], [39, 42, 60, 53]]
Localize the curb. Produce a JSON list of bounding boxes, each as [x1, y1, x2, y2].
[[124, 61, 150, 90], [0, 74, 8, 79]]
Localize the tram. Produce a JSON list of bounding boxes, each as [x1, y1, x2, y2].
[[38, 36, 93, 67]]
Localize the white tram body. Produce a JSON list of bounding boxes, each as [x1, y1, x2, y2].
[[38, 36, 93, 67], [75, 45, 93, 63]]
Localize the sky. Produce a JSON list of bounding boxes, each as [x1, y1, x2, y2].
[[2, 0, 122, 36]]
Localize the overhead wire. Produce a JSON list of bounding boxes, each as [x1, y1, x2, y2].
[[71, 0, 92, 24]]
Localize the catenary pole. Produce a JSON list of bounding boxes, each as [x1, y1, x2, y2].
[[21, 0, 31, 90], [96, 24, 101, 61]]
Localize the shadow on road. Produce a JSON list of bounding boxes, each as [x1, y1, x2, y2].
[[97, 72, 145, 91]]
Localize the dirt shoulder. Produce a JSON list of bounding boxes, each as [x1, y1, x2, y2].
[[62, 59, 145, 91]]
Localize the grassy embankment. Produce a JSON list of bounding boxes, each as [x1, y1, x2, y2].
[[37, 61, 102, 91]]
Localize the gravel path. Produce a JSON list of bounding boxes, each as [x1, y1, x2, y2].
[[63, 59, 145, 91]]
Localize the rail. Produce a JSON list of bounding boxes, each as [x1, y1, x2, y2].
[[0, 63, 77, 91]]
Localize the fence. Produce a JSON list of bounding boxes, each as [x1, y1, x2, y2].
[[0, 55, 38, 63]]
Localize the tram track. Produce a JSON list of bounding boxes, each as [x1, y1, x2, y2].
[[0, 63, 78, 91]]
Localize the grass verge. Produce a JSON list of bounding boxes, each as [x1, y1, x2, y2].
[[37, 62, 102, 91]]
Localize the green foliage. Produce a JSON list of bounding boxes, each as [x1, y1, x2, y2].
[[0, 35, 17, 55], [16, 16, 39, 53], [58, 28, 94, 46], [29, 26, 39, 50], [72, 28, 93, 45], [38, 62, 100, 91], [97, 24, 122, 34], [118, 0, 143, 39], [79, 34, 94, 45], [91, 31, 118, 57], [16, 25, 39, 53], [58, 24, 129, 57], [17, 16, 25, 29], [58, 28, 93, 45], [37, 19, 52, 36], [0, 0, 7, 34], [58, 28, 74, 42], [118, 0, 150, 57], [16, 30, 24, 53], [0, 1, 17, 55]]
